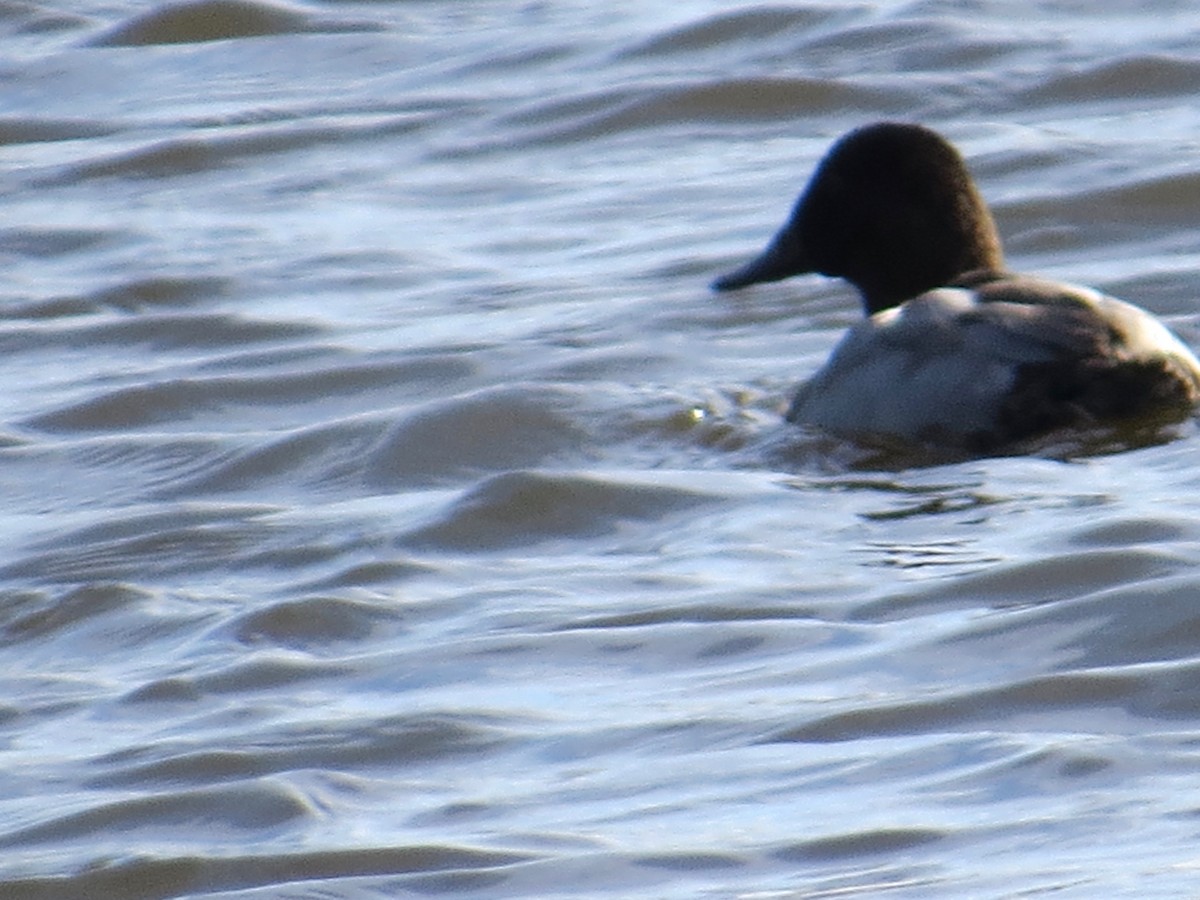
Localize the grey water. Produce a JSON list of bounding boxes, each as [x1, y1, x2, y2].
[[5, 1, 1200, 897]]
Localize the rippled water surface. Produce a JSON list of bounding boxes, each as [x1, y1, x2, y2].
[[6, 1, 1200, 897]]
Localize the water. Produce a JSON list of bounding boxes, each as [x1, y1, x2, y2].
[[4, 1, 1200, 897]]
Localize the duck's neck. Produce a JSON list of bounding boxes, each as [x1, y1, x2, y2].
[[855, 259, 1006, 316]]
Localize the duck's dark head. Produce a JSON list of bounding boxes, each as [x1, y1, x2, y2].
[[712, 122, 1004, 315]]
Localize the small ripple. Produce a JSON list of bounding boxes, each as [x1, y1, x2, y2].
[[166, 418, 389, 496], [1, 314, 315, 366], [402, 470, 715, 552], [87, 749, 260, 785], [81, 275, 234, 313], [931, 744, 1117, 803], [1020, 54, 1200, 105], [0, 780, 314, 848], [489, 77, 908, 148], [2, 275, 235, 320], [558, 602, 821, 630], [296, 560, 433, 592], [1005, 170, 1200, 233], [93, 713, 515, 783], [0, 3, 88, 39], [0, 226, 122, 263], [635, 851, 744, 871], [88, 0, 383, 47], [854, 547, 1184, 620], [365, 385, 588, 488], [768, 662, 1200, 743], [1069, 515, 1197, 548], [936, 571, 1200, 671], [0, 117, 117, 146], [618, 6, 846, 58], [0, 583, 149, 643], [0, 583, 209, 665], [797, 14, 1031, 72], [227, 596, 406, 650], [0, 502, 289, 584], [773, 827, 946, 861], [40, 115, 422, 185], [26, 355, 461, 433], [13, 434, 227, 506], [186, 653, 352, 695], [0, 845, 536, 900]]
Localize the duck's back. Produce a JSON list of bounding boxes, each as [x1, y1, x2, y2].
[[787, 276, 1200, 449]]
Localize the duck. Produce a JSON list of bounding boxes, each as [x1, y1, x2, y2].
[[712, 122, 1200, 452]]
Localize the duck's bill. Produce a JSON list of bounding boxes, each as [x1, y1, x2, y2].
[[711, 229, 812, 291]]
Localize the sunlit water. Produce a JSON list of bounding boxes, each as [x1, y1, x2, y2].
[[5, 1, 1200, 897]]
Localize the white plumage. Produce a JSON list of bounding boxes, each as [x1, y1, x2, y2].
[[788, 281, 1199, 444]]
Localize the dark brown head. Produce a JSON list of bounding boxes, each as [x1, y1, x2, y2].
[[712, 122, 1005, 314]]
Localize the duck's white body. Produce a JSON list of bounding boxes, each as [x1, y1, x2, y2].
[[787, 278, 1200, 446]]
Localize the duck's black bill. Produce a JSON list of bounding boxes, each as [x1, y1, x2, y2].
[[711, 228, 812, 292]]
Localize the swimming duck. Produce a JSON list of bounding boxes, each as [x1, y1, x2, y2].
[[713, 122, 1200, 452]]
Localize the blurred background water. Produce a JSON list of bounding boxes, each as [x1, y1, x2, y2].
[[5, 1, 1200, 897]]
